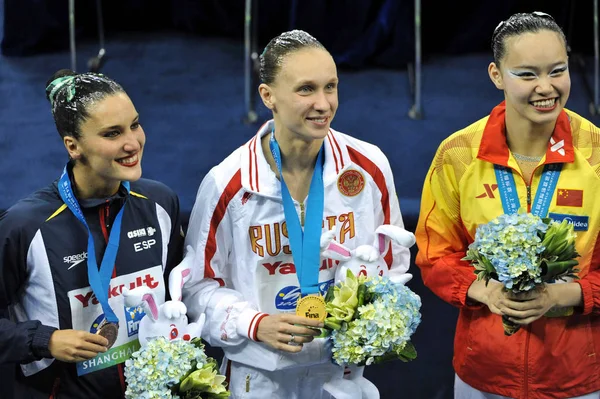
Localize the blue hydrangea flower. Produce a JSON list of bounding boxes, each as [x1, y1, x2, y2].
[[468, 212, 548, 292], [124, 337, 207, 399], [329, 277, 421, 366]]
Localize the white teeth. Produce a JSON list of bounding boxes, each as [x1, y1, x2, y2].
[[532, 99, 556, 108], [310, 118, 326, 123], [118, 154, 138, 165]]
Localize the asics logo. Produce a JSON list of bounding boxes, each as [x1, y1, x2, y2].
[[64, 252, 87, 270], [550, 137, 565, 156], [127, 226, 156, 239], [476, 184, 498, 199]]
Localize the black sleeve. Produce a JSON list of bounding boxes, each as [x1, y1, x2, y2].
[[164, 192, 184, 300], [0, 209, 57, 364]]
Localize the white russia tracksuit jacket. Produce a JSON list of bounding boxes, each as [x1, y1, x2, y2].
[[182, 120, 410, 397]]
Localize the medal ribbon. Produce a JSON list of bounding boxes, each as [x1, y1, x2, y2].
[[269, 132, 324, 296], [494, 163, 562, 217], [57, 166, 128, 323]]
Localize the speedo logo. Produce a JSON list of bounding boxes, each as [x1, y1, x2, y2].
[[64, 252, 87, 270]]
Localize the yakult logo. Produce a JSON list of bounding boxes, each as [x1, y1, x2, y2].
[[73, 274, 159, 308]]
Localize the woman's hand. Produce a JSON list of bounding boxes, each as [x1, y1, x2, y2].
[[503, 283, 582, 325], [501, 286, 555, 325], [467, 279, 505, 314], [49, 329, 109, 362], [469, 281, 582, 326], [467, 279, 547, 321], [256, 314, 323, 353]]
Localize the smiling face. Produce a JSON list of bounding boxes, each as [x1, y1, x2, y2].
[[259, 47, 339, 143], [64, 92, 145, 198], [488, 29, 570, 128]]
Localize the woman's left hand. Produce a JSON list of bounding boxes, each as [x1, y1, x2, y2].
[[500, 285, 555, 325]]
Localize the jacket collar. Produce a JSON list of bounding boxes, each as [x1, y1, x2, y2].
[[240, 120, 351, 197], [477, 101, 575, 166]]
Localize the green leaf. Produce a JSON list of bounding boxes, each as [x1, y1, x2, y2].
[[324, 285, 335, 303], [324, 318, 342, 331], [541, 259, 579, 281]]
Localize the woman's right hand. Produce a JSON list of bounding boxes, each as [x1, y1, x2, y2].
[[467, 278, 505, 315], [48, 330, 109, 362], [256, 314, 324, 353]]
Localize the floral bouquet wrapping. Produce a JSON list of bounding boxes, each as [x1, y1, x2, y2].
[[323, 270, 421, 366], [463, 212, 580, 336], [124, 337, 230, 399]]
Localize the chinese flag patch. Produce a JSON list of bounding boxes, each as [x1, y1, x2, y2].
[[556, 189, 583, 207]]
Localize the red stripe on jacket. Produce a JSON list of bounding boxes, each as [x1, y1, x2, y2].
[[204, 170, 243, 278], [347, 146, 393, 267]]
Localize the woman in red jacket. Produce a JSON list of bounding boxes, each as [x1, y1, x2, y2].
[[416, 11, 600, 399]]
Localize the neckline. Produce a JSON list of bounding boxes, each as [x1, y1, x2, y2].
[[512, 152, 543, 163]]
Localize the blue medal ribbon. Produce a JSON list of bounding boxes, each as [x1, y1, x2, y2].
[[57, 166, 129, 323], [269, 132, 324, 296], [494, 163, 562, 217]]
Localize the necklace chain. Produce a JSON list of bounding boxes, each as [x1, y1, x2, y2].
[[512, 152, 543, 163]]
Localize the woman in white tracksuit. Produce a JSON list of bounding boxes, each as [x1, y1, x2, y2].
[[181, 30, 412, 398]]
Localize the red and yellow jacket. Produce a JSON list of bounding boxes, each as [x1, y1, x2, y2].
[[416, 102, 600, 399]]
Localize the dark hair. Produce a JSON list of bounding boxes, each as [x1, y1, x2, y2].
[[259, 30, 326, 84], [45, 69, 125, 139], [491, 11, 567, 66]]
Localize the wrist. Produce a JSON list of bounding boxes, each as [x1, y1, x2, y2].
[[236, 309, 268, 342], [549, 283, 582, 308], [467, 279, 495, 306], [32, 325, 58, 359]]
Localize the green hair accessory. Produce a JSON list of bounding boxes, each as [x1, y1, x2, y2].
[[47, 76, 77, 106]]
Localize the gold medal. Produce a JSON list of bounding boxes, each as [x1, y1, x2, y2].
[[295, 294, 327, 321], [96, 320, 119, 349]]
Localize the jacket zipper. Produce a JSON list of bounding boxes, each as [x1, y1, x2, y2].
[[48, 377, 60, 398], [99, 200, 110, 243], [522, 163, 540, 398], [522, 164, 540, 213], [300, 202, 305, 226], [523, 325, 531, 398]]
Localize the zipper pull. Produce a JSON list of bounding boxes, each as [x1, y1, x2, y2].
[[104, 200, 110, 229], [300, 202, 305, 227], [526, 185, 532, 206], [245, 375, 250, 392]]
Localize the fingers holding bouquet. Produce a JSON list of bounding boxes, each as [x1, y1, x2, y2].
[[500, 284, 555, 325], [256, 313, 324, 353], [464, 213, 581, 336]]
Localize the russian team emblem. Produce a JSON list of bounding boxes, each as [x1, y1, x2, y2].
[[337, 170, 365, 197]]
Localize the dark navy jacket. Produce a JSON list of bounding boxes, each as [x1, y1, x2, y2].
[[0, 174, 184, 398]]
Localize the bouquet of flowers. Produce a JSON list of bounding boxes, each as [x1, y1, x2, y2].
[[124, 337, 230, 399], [323, 270, 421, 366], [463, 212, 580, 336]]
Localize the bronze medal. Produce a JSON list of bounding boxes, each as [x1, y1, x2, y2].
[[96, 320, 119, 349]]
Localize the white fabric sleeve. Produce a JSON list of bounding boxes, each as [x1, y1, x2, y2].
[[181, 171, 267, 348]]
